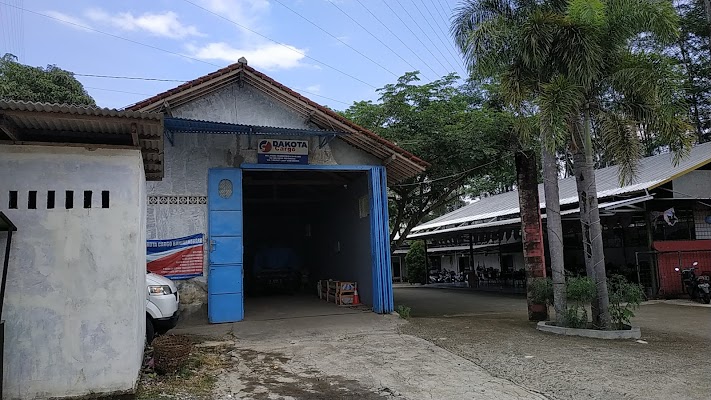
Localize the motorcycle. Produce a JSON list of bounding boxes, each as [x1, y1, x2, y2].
[[675, 262, 711, 304]]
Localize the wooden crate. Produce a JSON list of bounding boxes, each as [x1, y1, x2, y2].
[[326, 281, 357, 304]]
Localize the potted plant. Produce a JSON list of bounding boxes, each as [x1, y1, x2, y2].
[[527, 278, 552, 321]]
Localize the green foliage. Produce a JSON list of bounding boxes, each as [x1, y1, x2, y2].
[[405, 241, 427, 284], [528, 277, 553, 304], [0, 53, 95, 105], [608, 275, 644, 330], [565, 277, 597, 328], [342, 73, 517, 248], [395, 305, 412, 319]]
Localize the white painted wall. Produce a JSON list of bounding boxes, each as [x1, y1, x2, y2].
[[673, 170, 711, 199], [146, 82, 381, 308], [0, 146, 145, 400]]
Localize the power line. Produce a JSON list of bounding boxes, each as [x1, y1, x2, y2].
[[393, 158, 505, 187], [414, 0, 466, 71], [181, 0, 377, 89], [379, 0, 451, 75], [0, 2, 223, 68], [85, 86, 154, 96], [1, 1, 380, 91], [75, 73, 188, 82], [328, 0, 431, 81], [272, 0, 398, 77], [77, 73, 353, 106], [392, 0, 459, 73], [354, 0, 440, 78], [431, 0, 453, 31]]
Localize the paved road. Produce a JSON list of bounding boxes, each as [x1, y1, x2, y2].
[[395, 286, 711, 400]]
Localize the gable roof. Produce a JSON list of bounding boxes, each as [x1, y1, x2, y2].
[[410, 141, 711, 236], [127, 62, 428, 184]]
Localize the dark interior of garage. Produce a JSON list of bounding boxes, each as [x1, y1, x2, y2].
[[242, 170, 373, 313]]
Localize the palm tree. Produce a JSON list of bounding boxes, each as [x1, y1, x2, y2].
[[453, 0, 694, 328], [453, 0, 569, 325]]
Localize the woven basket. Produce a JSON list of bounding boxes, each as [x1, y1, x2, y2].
[[152, 335, 193, 374]]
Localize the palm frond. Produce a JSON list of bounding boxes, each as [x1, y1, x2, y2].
[[596, 111, 642, 184], [538, 74, 585, 151]]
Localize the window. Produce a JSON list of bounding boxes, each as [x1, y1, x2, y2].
[[28, 191, 37, 209], [84, 191, 92, 209], [101, 191, 110, 208], [8, 191, 17, 209], [65, 191, 74, 209], [47, 191, 55, 209]]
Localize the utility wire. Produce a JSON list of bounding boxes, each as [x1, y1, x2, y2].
[[392, 0, 459, 73], [431, 0, 453, 31], [0, 2, 223, 67], [393, 158, 505, 187], [76, 73, 352, 106], [1, 1, 379, 91], [354, 0, 439, 78], [75, 73, 188, 82], [272, 0, 398, 77], [379, 0, 451, 74], [414, 0, 466, 71], [181, 0, 377, 89], [328, 0, 431, 81], [85, 86, 154, 96]]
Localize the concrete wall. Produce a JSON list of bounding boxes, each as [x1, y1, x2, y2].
[[314, 173, 373, 304], [0, 146, 145, 400], [146, 82, 381, 309], [673, 170, 711, 199]]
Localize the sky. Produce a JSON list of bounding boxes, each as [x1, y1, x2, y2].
[[0, 0, 468, 110]]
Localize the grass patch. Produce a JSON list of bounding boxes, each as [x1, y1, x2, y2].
[[136, 341, 233, 400], [396, 305, 411, 319]]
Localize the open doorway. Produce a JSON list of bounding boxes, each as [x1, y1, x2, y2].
[[241, 169, 373, 319]]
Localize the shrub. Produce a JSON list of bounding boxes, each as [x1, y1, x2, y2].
[[528, 277, 553, 304], [608, 275, 644, 330], [565, 277, 596, 328], [396, 305, 411, 319], [405, 241, 427, 284]]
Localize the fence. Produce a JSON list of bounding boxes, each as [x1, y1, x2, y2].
[[636, 249, 711, 298]]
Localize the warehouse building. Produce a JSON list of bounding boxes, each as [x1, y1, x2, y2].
[[129, 59, 428, 322]]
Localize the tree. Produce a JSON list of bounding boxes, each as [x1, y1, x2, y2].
[[453, 0, 694, 328], [0, 53, 95, 105], [453, 0, 568, 325], [405, 240, 427, 284], [342, 73, 517, 250]]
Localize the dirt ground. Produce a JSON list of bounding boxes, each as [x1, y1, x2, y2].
[[170, 295, 546, 399], [396, 286, 711, 400]]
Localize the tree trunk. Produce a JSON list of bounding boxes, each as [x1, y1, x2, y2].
[[704, 0, 711, 60], [542, 146, 567, 326], [515, 151, 547, 321], [572, 111, 611, 329]]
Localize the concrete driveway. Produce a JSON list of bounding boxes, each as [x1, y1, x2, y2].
[[395, 286, 711, 400], [174, 295, 547, 399]]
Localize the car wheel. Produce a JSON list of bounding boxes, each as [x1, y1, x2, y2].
[[146, 315, 155, 344]]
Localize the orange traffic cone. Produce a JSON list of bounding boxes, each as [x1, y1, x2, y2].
[[352, 289, 361, 305]]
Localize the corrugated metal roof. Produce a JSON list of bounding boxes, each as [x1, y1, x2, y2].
[[411, 141, 711, 234], [0, 100, 164, 180], [126, 62, 429, 184], [0, 100, 162, 120]]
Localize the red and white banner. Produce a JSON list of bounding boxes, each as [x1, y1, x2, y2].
[[147, 234, 204, 279]]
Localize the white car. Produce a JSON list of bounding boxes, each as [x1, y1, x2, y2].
[[146, 272, 180, 343]]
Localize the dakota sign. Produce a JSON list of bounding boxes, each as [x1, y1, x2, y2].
[[258, 139, 308, 164], [147, 234, 204, 279]]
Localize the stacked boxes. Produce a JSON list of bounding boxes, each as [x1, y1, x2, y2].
[[318, 280, 358, 306]]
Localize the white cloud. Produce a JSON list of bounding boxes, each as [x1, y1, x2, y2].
[[84, 9, 204, 39], [198, 0, 270, 29], [46, 11, 92, 30], [187, 42, 306, 70], [305, 84, 321, 93]]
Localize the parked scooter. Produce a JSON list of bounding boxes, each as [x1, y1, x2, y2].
[[675, 262, 711, 304]]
